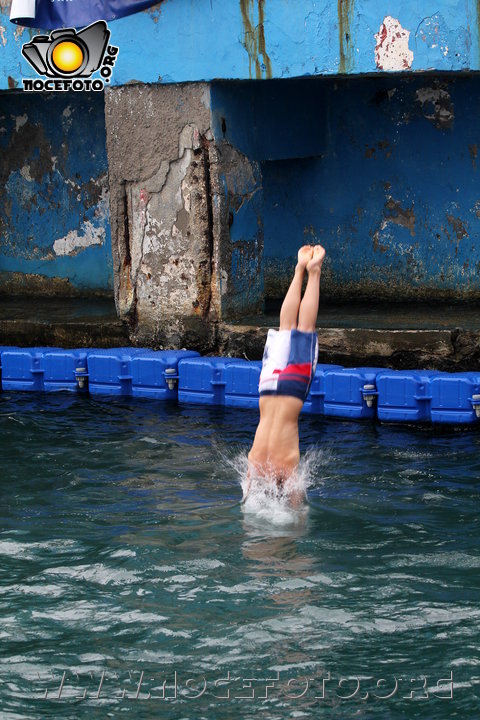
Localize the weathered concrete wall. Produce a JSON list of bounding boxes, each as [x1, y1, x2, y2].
[[0, 91, 113, 296], [104, 82, 264, 347], [213, 74, 480, 303], [1, 0, 480, 90], [104, 83, 214, 347]]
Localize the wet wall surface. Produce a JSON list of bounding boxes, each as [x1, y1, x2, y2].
[[0, 91, 113, 296]]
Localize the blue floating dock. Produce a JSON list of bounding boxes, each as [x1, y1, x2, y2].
[[0, 347, 199, 399], [131, 349, 199, 400], [224, 359, 262, 410], [43, 349, 89, 392], [302, 363, 343, 415], [79, 348, 133, 396], [1, 347, 49, 392], [88, 348, 200, 398], [178, 357, 230, 406], [0, 347, 19, 388], [430, 372, 480, 425], [1, 345, 480, 426], [324, 367, 385, 420], [376, 370, 440, 424]]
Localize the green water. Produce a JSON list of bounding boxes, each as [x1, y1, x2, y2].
[[1, 393, 479, 719]]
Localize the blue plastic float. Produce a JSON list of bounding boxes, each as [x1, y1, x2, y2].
[[430, 372, 480, 425], [302, 363, 343, 415], [1, 345, 480, 426], [323, 367, 385, 420], [87, 347, 199, 398], [0, 346, 199, 400], [376, 370, 440, 424], [178, 356, 262, 409]]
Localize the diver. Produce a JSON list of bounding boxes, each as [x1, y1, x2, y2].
[[243, 244, 325, 504]]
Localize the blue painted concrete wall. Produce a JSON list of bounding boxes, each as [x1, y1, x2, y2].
[[2, 0, 480, 307], [1, 0, 479, 89], [0, 92, 113, 294], [212, 74, 480, 302]]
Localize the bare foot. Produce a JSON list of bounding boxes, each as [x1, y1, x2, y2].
[[297, 245, 313, 269], [307, 244, 325, 272]]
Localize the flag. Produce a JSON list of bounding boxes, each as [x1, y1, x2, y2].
[[10, 0, 163, 29]]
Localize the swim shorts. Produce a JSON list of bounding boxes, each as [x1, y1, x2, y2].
[[258, 328, 318, 402]]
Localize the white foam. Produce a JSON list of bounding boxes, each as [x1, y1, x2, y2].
[[220, 446, 330, 525]]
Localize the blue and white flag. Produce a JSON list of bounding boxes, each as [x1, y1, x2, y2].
[[10, 0, 162, 29]]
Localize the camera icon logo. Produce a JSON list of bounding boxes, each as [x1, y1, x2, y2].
[[22, 20, 110, 79]]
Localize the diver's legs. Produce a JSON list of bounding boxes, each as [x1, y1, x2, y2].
[[279, 246, 313, 330], [297, 245, 325, 332]]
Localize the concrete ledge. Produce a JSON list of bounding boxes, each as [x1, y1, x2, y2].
[[2, 300, 480, 371], [218, 324, 480, 372], [0, 298, 129, 348], [0, 319, 130, 348]]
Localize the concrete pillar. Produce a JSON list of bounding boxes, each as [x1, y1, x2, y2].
[[104, 83, 216, 349], [104, 82, 264, 351]]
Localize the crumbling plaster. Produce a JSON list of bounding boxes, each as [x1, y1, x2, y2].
[[104, 82, 263, 348]]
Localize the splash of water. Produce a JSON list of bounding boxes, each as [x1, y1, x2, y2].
[[218, 444, 331, 525]]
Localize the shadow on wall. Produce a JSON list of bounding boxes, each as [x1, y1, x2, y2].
[[211, 73, 480, 306]]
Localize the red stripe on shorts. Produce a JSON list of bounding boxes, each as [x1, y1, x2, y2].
[[281, 363, 312, 377]]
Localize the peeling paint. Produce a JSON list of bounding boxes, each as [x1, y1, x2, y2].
[[104, 84, 216, 346], [14, 25, 25, 42], [142, 146, 193, 257], [15, 114, 28, 132], [383, 197, 416, 236], [364, 139, 392, 159], [1, 94, 113, 294], [370, 197, 416, 259], [416, 86, 454, 129], [0, 25, 7, 47], [415, 13, 451, 64], [53, 222, 105, 256], [375, 17, 413, 71], [53, 191, 109, 256], [19, 164, 33, 182]]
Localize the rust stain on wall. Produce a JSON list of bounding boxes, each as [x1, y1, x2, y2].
[[240, 0, 272, 79], [364, 139, 392, 159], [446, 214, 468, 241], [384, 198, 416, 236], [372, 197, 416, 253], [337, 0, 355, 74], [469, 143, 478, 170], [144, 2, 165, 22]]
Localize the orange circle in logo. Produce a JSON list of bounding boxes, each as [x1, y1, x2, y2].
[[51, 41, 84, 73]]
